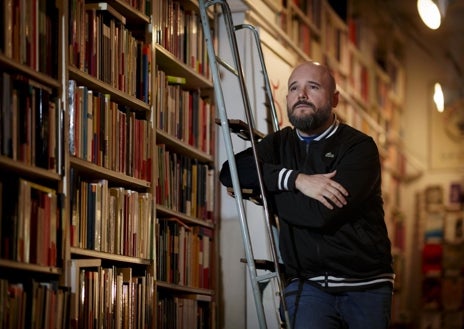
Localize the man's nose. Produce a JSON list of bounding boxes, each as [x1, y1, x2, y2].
[[298, 89, 308, 99]]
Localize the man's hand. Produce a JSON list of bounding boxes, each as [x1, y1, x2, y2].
[[295, 170, 349, 209]]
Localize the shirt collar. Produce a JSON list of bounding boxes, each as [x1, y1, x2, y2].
[[296, 114, 339, 143]]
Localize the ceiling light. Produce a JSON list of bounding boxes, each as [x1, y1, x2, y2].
[[433, 82, 444, 112], [417, 0, 448, 30]]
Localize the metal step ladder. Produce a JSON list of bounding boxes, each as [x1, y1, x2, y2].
[[198, 1, 290, 328]]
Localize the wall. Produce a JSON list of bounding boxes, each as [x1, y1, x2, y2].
[[401, 33, 464, 324]]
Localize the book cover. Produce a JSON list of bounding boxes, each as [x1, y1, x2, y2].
[[444, 211, 464, 244], [442, 243, 464, 271], [68, 80, 77, 156], [34, 87, 51, 169], [441, 275, 463, 310], [422, 276, 442, 310], [420, 311, 441, 329], [424, 211, 445, 243], [1, 73, 12, 157], [443, 311, 464, 329], [69, 259, 102, 328], [422, 243, 442, 274], [48, 98, 57, 170]]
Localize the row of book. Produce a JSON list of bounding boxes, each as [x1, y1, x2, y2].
[[289, 0, 322, 28], [422, 273, 464, 311], [423, 210, 464, 245], [153, 0, 210, 77], [1, 73, 60, 171], [155, 68, 214, 155], [68, 80, 153, 181], [0, 0, 58, 77], [372, 68, 391, 110], [0, 177, 63, 267], [157, 293, 212, 329], [69, 174, 154, 259], [347, 49, 370, 103], [420, 310, 464, 329], [119, 0, 151, 16], [156, 144, 214, 221], [68, 0, 151, 102], [422, 241, 464, 274], [289, 14, 318, 57], [419, 185, 464, 327], [157, 218, 213, 289], [69, 259, 155, 329], [0, 278, 71, 329]]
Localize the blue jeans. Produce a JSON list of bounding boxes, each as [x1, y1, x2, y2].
[[280, 280, 393, 329]]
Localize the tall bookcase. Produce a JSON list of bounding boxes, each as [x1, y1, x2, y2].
[[418, 184, 464, 329], [65, 0, 157, 328], [1, 0, 218, 328], [153, 1, 217, 328], [0, 0, 70, 327]]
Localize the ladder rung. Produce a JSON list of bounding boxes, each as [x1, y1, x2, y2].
[[227, 187, 263, 205], [241, 258, 279, 273], [215, 118, 265, 141]]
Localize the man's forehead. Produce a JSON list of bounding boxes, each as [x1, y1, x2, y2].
[[289, 68, 323, 83], [288, 63, 330, 86]]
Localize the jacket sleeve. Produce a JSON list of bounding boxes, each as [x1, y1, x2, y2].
[[219, 132, 300, 192], [218, 147, 260, 190]]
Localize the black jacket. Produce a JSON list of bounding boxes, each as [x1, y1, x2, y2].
[[220, 123, 394, 291]]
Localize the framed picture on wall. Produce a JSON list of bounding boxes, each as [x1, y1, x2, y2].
[[425, 185, 444, 211], [429, 94, 464, 169]]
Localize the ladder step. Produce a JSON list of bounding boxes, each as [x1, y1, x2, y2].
[[215, 118, 265, 141], [227, 187, 263, 205], [240, 258, 281, 273]]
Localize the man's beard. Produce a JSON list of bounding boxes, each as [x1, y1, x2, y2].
[[288, 101, 332, 133]]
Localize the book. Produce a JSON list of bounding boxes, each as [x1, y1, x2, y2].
[[69, 259, 102, 328], [442, 243, 464, 271], [424, 211, 445, 243], [34, 87, 51, 169], [441, 275, 463, 310], [167, 75, 187, 85], [1, 73, 12, 157], [444, 211, 464, 244], [18, 179, 58, 266], [422, 243, 442, 275], [422, 276, 441, 310], [117, 267, 132, 329], [68, 80, 77, 156]]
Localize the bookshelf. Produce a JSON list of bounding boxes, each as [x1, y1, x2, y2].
[[65, 0, 156, 328], [285, 0, 322, 60], [418, 184, 464, 329], [153, 1, 217, 328], [321, 0, 349, 87], [1, 0, 219, 327], [0, 0, 71, 327]]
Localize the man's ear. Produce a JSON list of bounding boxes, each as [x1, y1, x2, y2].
[[332, 91, 339, 107]]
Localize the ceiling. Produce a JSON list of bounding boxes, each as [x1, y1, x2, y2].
[[352, 0, 464, 87]]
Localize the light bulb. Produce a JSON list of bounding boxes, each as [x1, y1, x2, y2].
[[417, 0, 442, 30], [433, 82, 444, 112]]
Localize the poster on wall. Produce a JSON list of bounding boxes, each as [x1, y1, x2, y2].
[[429, 98, 464, 169]]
